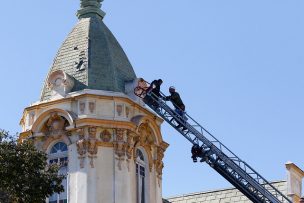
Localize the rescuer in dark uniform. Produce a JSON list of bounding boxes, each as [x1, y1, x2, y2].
[[144, 79, 163, 109], [165, 86, 187, 129]]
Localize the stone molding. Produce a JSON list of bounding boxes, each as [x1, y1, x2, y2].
[[47, 70, 75, 99]]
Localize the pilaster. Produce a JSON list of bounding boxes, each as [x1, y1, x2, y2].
[[286, 162, 304, 203]]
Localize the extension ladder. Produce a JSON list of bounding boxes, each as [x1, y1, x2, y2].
[[134, 82, 291, 203]]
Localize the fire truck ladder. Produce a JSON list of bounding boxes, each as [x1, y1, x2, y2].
[[134, 86, 291, 203]]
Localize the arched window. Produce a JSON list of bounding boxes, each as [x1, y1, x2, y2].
[[136, 148, 148, 203], [48, 142, 68, 203]]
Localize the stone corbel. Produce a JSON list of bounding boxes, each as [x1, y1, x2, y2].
[[88, 127, 98, 168], [88, 139, 97, 168], [76, 138, 87, 168], [114, 128, 128, 170], [114, 142, 126, 170], [76, 127, 99, 168], [154, 145, 166, 186], [156, 162, 164, 187], [126, 131, 135, 171]]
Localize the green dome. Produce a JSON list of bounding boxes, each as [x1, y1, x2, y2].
[[40, 1, 136, 101]]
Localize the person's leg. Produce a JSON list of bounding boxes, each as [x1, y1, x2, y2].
[[176, 109, 187, 131], [151, 95, 160, 109]]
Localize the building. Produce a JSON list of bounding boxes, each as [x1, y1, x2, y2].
[[20, 0, 168, 203], [19, 1, 304, 203]]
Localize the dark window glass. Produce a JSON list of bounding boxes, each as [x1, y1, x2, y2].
[[51, 142, 68, 154], [136, 149, 144, 161]]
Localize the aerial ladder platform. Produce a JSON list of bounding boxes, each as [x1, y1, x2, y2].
[[134, 81, 292, 203]]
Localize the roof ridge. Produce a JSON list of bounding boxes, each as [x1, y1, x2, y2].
[[165, 180, 287, 199]]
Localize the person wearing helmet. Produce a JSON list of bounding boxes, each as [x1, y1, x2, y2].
[[165, 86, 185, 111], [165, 86, 187, 129]]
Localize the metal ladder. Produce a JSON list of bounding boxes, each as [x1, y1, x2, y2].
[[134, 85, 291, 203]]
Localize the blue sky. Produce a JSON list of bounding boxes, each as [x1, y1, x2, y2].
[[0, 0, 303, 198]]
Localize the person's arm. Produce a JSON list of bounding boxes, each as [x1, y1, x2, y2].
[[146, 80, 156, 93], [164, 96, 171, 101], [170, 93, 179, 101]]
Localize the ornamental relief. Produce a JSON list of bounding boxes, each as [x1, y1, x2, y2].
[[100, 130, 112, 142], [79, 101, 86, 114], [76, 126, 98, 168], [116, 104, 124, 117], [41, 113, 69, 138], [138, 122, 156, 146], [88, 101, 96, 114], [155, 146, 165, 180], [114, 128, 127, 170], [72, 125, 168, 173]]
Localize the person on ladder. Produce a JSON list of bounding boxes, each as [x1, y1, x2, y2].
[[144, 79, 163, 109], [164, 86, 187, 130]]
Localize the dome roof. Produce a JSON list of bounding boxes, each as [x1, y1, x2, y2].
[[40, 1, 136, 101]]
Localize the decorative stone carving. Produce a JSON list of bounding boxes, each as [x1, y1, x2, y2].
[[88, 127, 97, 139], [126, 131, 134, 160], [114, 129, 128, 170], [101, 130, 112, 142], [125, 106, 130, 118], [114, 141, 125, 158], [76, 138, 87, 168], [47, 70, 74, 98], [138, 122, 155, 146], [116, 129, 125, 142], [155, 146, 165, 186], [116, 104, 123, 117], [79, 101, 86, 114], [76, 127, 99, 168], [88, 138, 97, 155], [77, 128, 85, 137], [88, 127, 98, 168], [89, 101, 96, 114], [88, 139, 97, 168], [125, 131, 135, 171], [45, 113, 67, 138]]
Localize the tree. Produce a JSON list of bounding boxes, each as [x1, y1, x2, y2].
[[0, 129, 64, 203]]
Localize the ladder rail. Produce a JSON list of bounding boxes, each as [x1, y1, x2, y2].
[[135, 86, 291, 203]]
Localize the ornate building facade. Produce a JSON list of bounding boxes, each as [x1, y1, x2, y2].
[[19, 1, 168, 203]]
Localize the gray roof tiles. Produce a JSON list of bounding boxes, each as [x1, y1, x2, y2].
[[165, 181, 287, 203], [40, 16, 136, 101]]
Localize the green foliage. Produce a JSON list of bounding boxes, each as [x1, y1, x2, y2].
[[0, 129, 64, 203]]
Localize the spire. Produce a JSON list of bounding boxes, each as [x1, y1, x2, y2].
[[77, 0, 106, 19]]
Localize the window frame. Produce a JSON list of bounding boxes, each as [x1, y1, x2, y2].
[[135, 148, 149, 203], [48, 142, 69, 203]]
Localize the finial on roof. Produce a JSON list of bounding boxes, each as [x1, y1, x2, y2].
[[77, 0, 106, 19]]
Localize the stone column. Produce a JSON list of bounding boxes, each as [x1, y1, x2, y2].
[[286, 162, 304, 203]]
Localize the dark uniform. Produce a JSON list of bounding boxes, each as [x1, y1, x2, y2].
[[144, 79, 163, 109], [150, 80, 162, 98], [165, 92, 185, 111]]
